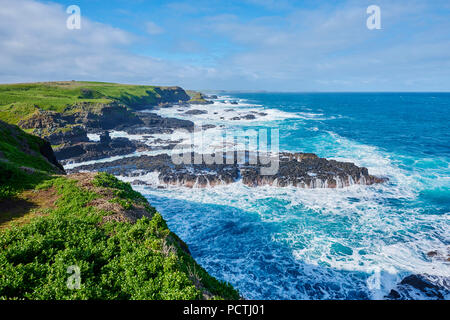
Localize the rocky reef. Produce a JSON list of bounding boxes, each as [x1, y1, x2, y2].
[[17, 107, 195, 163], [120, 112, 194, 134], [68, 151, 387, 189], [386, 274, 450, 300], [54, 131, 149, 163]]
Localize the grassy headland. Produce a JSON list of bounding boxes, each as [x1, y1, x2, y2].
[[0, 82, 238, 300], [0, 81, 208, 125]]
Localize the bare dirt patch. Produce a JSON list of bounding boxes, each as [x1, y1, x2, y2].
[[0, 186, 58, 229], [69, 172, 153, 224]]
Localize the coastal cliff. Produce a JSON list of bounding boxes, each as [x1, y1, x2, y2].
[[0, 119, 239, 299], [0, 82, 201, 162], [0, 81, 387, 190], [2, 81, 444, 301]]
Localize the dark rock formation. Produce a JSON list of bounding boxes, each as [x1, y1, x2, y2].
[[187, 91, 214, 105], [230, 114, 256, 120], [184, 109, 208, 115], [386, 274, 449, 300], [39, 140, 65, 173], [153, 87, 191, 107], [55, 135, 148, 163], [67, 102, 143, 130], [125, 112, 195, 134], [45, 125, 89, 146], [250, 111, 268, 116], [99, 131, 112, 144], [18, 106, 197, 164], [68, 151, 387, 189], [18, 110, 67, 130]]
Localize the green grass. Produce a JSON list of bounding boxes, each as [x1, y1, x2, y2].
[[93, 172, 154, 212], [0, 121, 56, 172], [0, 161, 51, 200], [0, 81, 181, 125], [0, 174, 239, 300], [0, 121, 59, 199], [186, 90, 209, 104]]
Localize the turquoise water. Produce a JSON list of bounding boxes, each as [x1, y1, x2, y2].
[[141, 93, 450, 299]]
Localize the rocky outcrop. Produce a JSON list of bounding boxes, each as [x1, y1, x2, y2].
[[16, 106, 196, 163], [68, 151, 387, 189], [118, 112, 195, 134], [65, 102, 143, 130], [186, 90, 213, 105], [241, 152, 385, 187], [184, 109, 208, 115], [18, 110, 67, 130], [38, 140, 65, 173], [55, 131, 148, 163], [231, 114, 256, 120], [154, 87, 191, 106], [386, 274, 449, 300], [45, 125, 89, 146]]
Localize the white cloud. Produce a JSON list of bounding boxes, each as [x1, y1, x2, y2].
[[0, 0, 206, 86], [0, 0, 449, 91], [145, 21, 164, 35], [196, 1, 450, 90]]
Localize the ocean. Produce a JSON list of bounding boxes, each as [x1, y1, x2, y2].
[[70, 92, 450, 299]]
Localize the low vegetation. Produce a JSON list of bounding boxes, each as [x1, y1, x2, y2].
[[0, 121, 59, 199], [0, 174, 238, 299], [0, 116, 239, 300]]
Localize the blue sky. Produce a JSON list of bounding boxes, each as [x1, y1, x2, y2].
[[0, 0, 449, 91]]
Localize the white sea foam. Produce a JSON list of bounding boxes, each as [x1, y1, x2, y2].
[[130, 130, 449, 299], [149, 99, 301, 125], [63, 96, 449, 299], [87, 133, 100, 142], [117, 171, 161, 186]]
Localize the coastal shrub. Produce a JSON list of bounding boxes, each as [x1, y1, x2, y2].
[[93, 172, 154, 212], [0, 115, 239, 300], [0, 175, 239, 300]]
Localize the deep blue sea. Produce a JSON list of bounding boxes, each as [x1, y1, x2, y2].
[[132, 93, 450, 299]]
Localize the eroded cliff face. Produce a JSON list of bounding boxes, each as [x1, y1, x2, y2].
[[14, 87, 196, 163], [153, 86, 191, 107], [114, 86, 192, 109]]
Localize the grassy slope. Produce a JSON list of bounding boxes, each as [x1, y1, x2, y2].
[[0, 121, 59, 199], [0, 81, 168, 124], [0, 82, 209, 125], [0, 119, 239, 300]]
